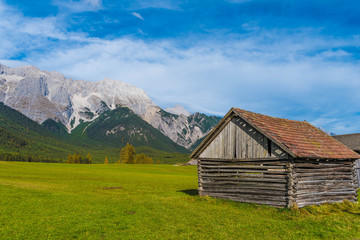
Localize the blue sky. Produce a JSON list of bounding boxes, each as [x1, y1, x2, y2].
[[1, 0, 360, 134]]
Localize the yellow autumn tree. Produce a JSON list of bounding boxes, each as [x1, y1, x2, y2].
[[135, 153, 146, 164], [104, 156, 109, 164], [135, 153, 153, 164], [66, 154, 74, 164], [146, 157, 154, 164], [73, 153, 80, 164], [118, 143, 136, 164], [86, 153, 92, 164]]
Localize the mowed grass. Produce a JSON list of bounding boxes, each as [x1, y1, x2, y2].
[[0, 162, 359, 240]]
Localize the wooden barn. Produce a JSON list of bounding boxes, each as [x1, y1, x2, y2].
[[332, 133, 360, 187], [190, 108, 359, 208]]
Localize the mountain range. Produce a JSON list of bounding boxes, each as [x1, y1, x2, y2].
[[0, 101, 189, 163], [0, 64, 221, 151]]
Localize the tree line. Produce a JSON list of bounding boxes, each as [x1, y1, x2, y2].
[[104, 143, 159, 164], [0, 152, 59, 163], [0, 143, 160, 164], [66, 153, 92, 164]]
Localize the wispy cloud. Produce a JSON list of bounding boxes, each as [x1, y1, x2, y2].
[[131, 12, 144, 21], [25, 35, 360, 125], [128, 0, 180, 10], [52, 0, 103, 12], [1, 0, 360, 134]]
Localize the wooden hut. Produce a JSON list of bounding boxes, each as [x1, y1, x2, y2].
[[332, 133, 360, 187], [190, 108, 359, 208]]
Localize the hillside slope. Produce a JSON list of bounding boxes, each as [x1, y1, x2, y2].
[[0, 102, 77, 162], [68, 107, 188, 153]]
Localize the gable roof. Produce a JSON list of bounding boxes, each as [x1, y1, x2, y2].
[[332, 133, 360, 152], [191, 108, 360, 160]]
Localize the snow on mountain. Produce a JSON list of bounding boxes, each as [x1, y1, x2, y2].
[[0, 64, 156, 130], [165, 105, 191, 117], [0, 64, 220, 148]]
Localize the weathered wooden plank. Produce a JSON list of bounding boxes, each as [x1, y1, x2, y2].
[[286, 161, 295, 207], [296, 197, 356, 208], [294, 166, 352, 172], [296, 194, 357, 201], [204, 193, 288, 203], [294, 172, 353, 177], [201, 181, 286, 188], [294, 162, 353, 168], [235, 122, 240, 159], [200, 172, 287, 179], [199, 157, 287, 162], [221, 197, 287, 207], [200, 176, 288, 183], [295, 175, 354, 181], [296, 179, 355, 185], [202, 184, 286, 192], [201, 188, 287, 196], [295, 183, 356, 190], [204, 192, 288, 202], [296, 196, 357, 206], [296, 191, 357, 199], [200, 165, 286, 170], [295, 188, 356, 195], [200, 169, 288, 175], [200, 172, 287, 178], [199, 162, 287, 167], [201, 168, 287, 173], [241, 121, 246, 159], [201, 168, 288, 174], [201, 163, 286, 168]]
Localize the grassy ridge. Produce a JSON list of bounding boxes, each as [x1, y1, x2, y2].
[[0, 162, 359, 240]]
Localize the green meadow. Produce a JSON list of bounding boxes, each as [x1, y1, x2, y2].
[[0, 161, 359, 240]]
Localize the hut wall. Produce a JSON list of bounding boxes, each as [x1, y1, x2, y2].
[[196, 115, 358, 208], [199, 117, 288, 159], [197, 158, 289, 207], [356, 159, 360, 188], [291, 160, 358, 208]]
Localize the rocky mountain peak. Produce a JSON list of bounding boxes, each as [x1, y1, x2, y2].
[[165, 105, 191, 116], [0, 63, 221, 149]]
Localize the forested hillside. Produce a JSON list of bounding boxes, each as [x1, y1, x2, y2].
[[0, 103, 189, 164]]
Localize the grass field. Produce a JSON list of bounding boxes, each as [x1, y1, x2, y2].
[[0, 161, 359, 240]]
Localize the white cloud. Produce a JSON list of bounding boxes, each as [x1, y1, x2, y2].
[[317, 49, 351, 59], [131, 12, 144, 21], [84, 0, 102, 8], [130, 0, 180, 10], [1, 0, 360, 134], [27, 37, 360, 120], [52, 0, 103, 12]]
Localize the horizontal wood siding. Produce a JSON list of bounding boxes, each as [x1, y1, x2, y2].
[[355, 159, 360, 188], [199, 117, 288, 159], [292, 160, 357, 208], [198, 158, 289, 207]]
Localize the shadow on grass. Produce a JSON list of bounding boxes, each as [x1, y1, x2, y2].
[[179, 189, 198, 196]]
